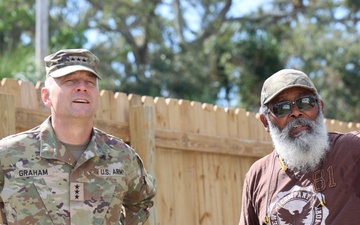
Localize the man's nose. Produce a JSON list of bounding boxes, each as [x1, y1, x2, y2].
[[75, 81, 88, 92], [290, 102, 302, 118]]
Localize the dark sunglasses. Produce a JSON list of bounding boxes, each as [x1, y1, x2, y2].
[[270, 96, 318, 117]]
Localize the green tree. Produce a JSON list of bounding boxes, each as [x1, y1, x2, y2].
[[83, 0, 237, 105], [0, 0, 36, 80]]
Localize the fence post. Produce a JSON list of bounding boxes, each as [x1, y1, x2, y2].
[[129, 104, 157, 225], [0, 93, 16, 139]]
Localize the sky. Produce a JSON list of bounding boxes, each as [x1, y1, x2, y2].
[[230, 0, 266, 15]]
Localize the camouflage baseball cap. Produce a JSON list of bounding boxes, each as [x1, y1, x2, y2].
[[44, 49, 101, 79], [261, 69, 318, 106]]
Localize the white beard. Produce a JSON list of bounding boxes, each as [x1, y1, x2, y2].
[[268, 112, 330, 174]]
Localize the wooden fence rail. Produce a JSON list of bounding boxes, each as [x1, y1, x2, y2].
[[1, 78, 359, 225]]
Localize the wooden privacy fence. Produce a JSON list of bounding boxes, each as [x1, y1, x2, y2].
[[0, 78, 359, 225]]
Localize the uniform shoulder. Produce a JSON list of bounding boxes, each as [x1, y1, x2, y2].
[[0, 127, 40, 145], [94, 127, 135, 152], [94, 127, 125, 142], [0, 128, 40, 158]]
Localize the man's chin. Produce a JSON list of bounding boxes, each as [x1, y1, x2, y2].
[[290, 126, 311, 138], [290, 131, 307, 139]]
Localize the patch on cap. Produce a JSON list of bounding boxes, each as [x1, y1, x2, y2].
[[261, 69, 318, 106], [44, 49, 101, 79]]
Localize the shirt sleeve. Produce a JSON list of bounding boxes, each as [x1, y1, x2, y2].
[[0, 142, 4, 193], [123, 153, 156, 225], [0, 142, 8, 224], [239, 174, 260, 225]]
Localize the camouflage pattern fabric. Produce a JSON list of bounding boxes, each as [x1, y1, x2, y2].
[[260, 69, 318, 106], [0, 117, 156, 225], [44, 49, 102, 79]]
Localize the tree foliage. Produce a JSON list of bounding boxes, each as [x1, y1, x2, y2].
[[0, 0, 359, 122]]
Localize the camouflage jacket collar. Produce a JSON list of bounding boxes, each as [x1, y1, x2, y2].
[[39, 117, 111, 166]]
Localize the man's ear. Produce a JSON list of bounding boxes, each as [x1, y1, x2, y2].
[[41, 87, 51, 107], [260, 114, 270, 132]]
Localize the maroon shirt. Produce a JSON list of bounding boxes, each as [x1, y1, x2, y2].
[[239, 131, 360, 225]]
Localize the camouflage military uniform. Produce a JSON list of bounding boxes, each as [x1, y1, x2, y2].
[[0, 117, 156, 225]]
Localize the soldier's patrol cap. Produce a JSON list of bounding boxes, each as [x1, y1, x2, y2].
[[44, 49, 101, 79], [261, 69, 318, 106]]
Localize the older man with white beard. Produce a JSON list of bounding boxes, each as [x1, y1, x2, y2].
[[239, 69, 360, 225]]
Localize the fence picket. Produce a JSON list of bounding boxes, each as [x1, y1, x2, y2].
[[0, 78, 21, 107], [113, 92, 129, 122], [19, 80, 39, 109]]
